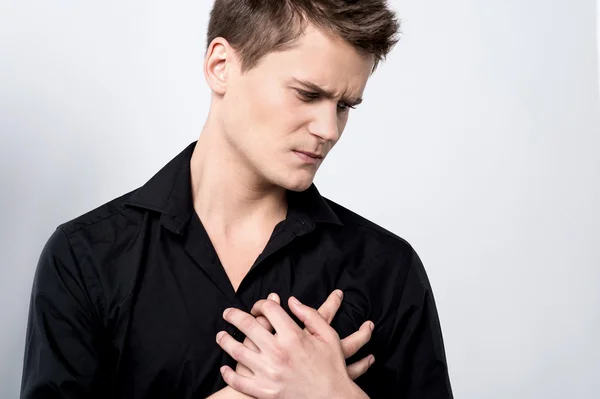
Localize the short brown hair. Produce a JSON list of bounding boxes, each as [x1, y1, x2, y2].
[[207, 0, 400, 73]]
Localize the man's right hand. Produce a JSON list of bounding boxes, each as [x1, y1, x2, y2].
[[236, 290, 375, 380], [208, 290, 374, 399]]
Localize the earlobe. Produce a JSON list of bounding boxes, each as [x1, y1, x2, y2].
[[204, 39, 229, 95]]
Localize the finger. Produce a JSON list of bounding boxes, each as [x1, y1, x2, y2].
[[236, 362, 254, 377], [347, 355, 375, 380], [316, 289, 344, 325], [289, 296, 337, 340], [243, 315, 272, 352], [267, 292, 280, 305], [341, 320, 374, 358], [220, 365, 264, 398], [216, 331, 262, 370], [253, 292, 280, 333], [243, 293, 280, 351], [255, 292, 280, 332], [223, 308, 276, 351], [255, 315, 272, 331], [250, 299, 301, 336]]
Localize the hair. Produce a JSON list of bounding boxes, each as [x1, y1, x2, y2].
[[206, 0, 401, 73]]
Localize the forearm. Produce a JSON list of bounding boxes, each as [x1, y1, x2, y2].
[[207, 386, 254, 399], [211, 383, 367, 399]]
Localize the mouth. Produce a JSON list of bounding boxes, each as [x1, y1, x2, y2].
[[294, 150, 323, 159], [293, 150, 323, 164]]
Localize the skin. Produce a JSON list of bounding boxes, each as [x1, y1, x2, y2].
[[212, 291, 375, 399], [236, 291, 375, 382], [196, 21, 376, 399]]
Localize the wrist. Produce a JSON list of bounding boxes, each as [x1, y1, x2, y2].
[[334, 378, 369, 399]]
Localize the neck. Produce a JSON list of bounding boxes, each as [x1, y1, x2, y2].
[[190, 115, 288, 240]]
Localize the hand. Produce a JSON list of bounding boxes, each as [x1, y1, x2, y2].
[[236, 290, 374, 380], [217, 294, 371, 399]]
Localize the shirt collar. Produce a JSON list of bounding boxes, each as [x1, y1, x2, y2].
[[124, 141, 343, 234]]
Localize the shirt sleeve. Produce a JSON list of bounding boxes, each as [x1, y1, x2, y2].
[[21, 227, 108, 399], [361, 246, 453, 398]]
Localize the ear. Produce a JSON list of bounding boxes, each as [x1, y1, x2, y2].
[[204, 37, 232, 95]]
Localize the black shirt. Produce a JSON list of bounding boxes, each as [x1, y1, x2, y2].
[[21, 142, 453, 398]]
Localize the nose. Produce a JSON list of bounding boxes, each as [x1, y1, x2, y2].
[[307, 104, 340, 142]]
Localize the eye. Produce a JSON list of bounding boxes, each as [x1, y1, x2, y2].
[[294, 88, 356, 112], [296, 89, 320, 101], [337, 102, 356, 112]]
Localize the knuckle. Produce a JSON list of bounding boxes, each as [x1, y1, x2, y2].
[[263, 299, 279, 312], [344, 341, 358, 356], [229, 375, 242, 391], [239, 315, 255, 332], [272, 344, 291, 365], [250, 300, 266, 315], [326, 328, 340, 341], [231, 344, 245, 361], [290, 329, 304, 344], [318, 309, 331, 321], [256, 315, 270, 329], [303, 307, 320, 323], [265, 365, 283, 382]]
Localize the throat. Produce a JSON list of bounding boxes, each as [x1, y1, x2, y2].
[[205, 224, 280, 293]]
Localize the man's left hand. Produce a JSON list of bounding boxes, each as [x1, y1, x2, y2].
[[216, 296, 368, 399]]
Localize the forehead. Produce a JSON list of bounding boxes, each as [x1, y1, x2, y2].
[[250, 24, 374, 94]]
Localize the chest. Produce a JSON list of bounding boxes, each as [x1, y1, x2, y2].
[[109, 229, 384, 398]]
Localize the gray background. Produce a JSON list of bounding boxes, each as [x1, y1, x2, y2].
[[1, 1, 599, 398]]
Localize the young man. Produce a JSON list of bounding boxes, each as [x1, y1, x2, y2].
[[21, 1, 452, 398]]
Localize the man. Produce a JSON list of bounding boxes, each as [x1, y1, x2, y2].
[[21, 0, 453, 398]]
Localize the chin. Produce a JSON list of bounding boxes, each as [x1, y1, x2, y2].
[[274, 172, 314, 192]]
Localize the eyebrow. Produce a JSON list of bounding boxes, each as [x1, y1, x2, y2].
[[292, 78, 363, 106]]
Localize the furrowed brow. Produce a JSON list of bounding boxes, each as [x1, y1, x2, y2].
[[293, 78, 363, 106]]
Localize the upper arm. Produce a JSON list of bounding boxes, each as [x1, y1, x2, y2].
[[21, 228, 108, 399], [358, 247, 453, 398]]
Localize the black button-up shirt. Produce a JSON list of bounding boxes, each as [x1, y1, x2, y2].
[[21, 142, 453, 398]]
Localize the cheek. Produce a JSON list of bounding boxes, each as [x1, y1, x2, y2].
[[337, 116, 349, 137], [253, 89, 302, 140]]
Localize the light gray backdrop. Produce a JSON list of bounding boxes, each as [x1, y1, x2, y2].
[[1, 1, 599, 398]]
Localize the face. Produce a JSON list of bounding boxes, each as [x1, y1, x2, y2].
[[208, 23, 374, 192]]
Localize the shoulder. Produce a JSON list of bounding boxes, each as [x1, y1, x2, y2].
[[41, 187, 151, 289], [323, 196, 433, 294], [57, 189, 141, 239], [38, 188, 151, 307], [324, 196, 415, 260]]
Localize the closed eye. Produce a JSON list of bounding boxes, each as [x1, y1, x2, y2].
[[296, 89, 320, 101], [295, 89, 357, 112]]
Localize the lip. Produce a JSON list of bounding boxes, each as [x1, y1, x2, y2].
[[293, 150, 323, 164]]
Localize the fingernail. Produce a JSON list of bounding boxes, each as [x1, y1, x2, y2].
[[290, 296, 300, 306], [223, 308, 232, 318], [369, 355, 375, 366], [220, 366, 227, 374], [335, 290, 343, 299], [268, 293, 276, 301], [216, 331, 225, 342], [369, 321, 375, 331]]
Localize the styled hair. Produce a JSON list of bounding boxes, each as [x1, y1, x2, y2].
[[207, 0, 401, 73]]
